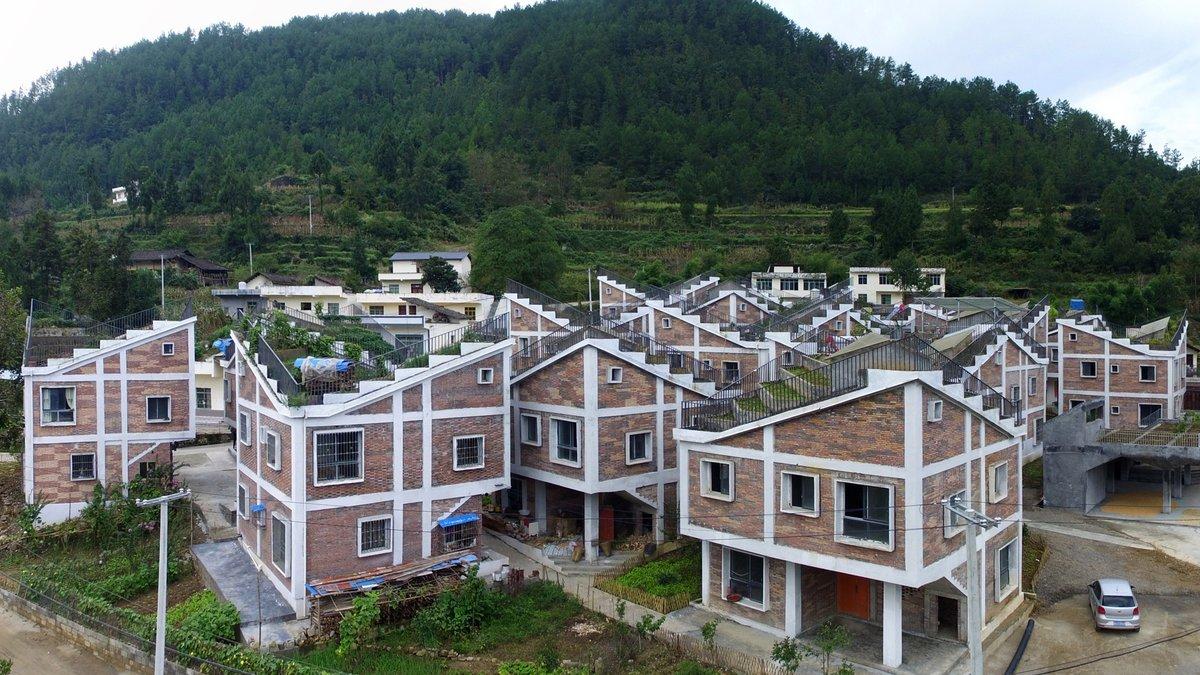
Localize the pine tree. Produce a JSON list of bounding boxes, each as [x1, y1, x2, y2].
[[827, 206, 849, 244]]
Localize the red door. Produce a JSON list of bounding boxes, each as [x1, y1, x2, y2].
[[599, 506, 615, 542], [836, 573, 871, 619]]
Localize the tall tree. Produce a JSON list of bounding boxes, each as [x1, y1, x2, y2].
[[870, 187, 922, 257], [942, 200, 968, 251], [308, 150, 331, 210], [471, 206, 565, 295], [676, 163, 698, 227], [421, 256, 462, 292], [827, 206, 849, 244], [889, 249, 930, 301]]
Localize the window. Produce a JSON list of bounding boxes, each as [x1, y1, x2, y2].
[[756, 279, 772, 291], [943, 490, 967, 537], [1051, 348, 1059, 363], [326, 302, 340, 316], [878, 274, 891, 285], [804, 278, 825, 291], [604, 286, 612, 296], [607, 366, 623, 383], [835, 320, 843, 330], [1110, 363, 1120, 374], [514, 307, 524, 318], [368, 305, 384, 316], [738, 302, 748, 311], [196, 387, 212, 409], [990, 462, 1009, 502], [262, 428, 281, 469], [995, 540, 1016, 600], [701, 359, 713, 368], [1035, 418, 1044, 442], [387, 284, 400, 294], [1011, 385, 1021, 401], [300, 302, 312, 311], [857, 274, 868, 285], [271, 514, 289, 575], [477, 367, 494, 384], [225, 384, 233, 403], [838, 482, 892, 548], [453, 436, 485, 470], [443, 522, 477, 551], [410, 283, 423, 293], [518, 336, 530, 352], [551, 418, 580, 465], [314, 430, 363, 484], [161, 342, 175, 356], [927, 274, 942, 287], [927, 399, 943, 422], [626, 431, 651, 464], [520, 414, 541, 446], [722, 361, 741, 382], [726, 549, 765, 607], [238, 412, 251, 444], [272, 301, 285, 310], [1111, 405, 1121, 416], [1028, 376, 1037, 396], [1140, 365, 1157, 382], [880, 293, 893, 305], [358, 516, 392, 556], [1080, 361, 1097, 378], [661, 317, 672, 329], [780, 472, 818, 516], [139, 461, 156, 478], [781, 351, 794, 366], [857, 293, 868, 303], [700, 459, 733, 501], [237, 484, 248, 518], [1069, 399, 1084, 409], [70, 453, 96, 481], [41, 387, 76, 425], [146, 396, 171, 423], [464, 306, 477, 320], [1068, 332, 1078, 342], [780, 278, 799, 291]]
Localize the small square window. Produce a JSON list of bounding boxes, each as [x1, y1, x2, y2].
[[700, 459, 733, 501], [518, 336, 530, 352], [358, 516, 392, 556], [520, 414, 541, 446], [1080, 361, 1097, 378], [1068, 332, 1078, 342], [453, 436, 485, 470], [927, 399, 943, 422], [161, 342, 175, 356], [514, 307, 523, 318], [1140, 365, 1157, 382], [300, 302, 312, 311], [138, 461, 157, 478], [604, 287, 612, 296], [626, 431, 652, 464], [701, 359, 712, 368], [738, 302, 747, 312], [607, 366, 623, 384], [990, 462, 1009, 502], [835, 320, 843, 330], [780, 472, 818, 516], [661, 317, 672, 329], [147, 396, 171, 423], [1111, 406, 1121, 415], [1110, 363, 1120, 374], [477, 368, 494, 385], [70, 453, 96, 481]]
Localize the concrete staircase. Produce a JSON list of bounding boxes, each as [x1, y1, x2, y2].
[[43, 320, 187, 369]]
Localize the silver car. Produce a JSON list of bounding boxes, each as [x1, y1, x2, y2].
[[1088, 578, 1140, 631]]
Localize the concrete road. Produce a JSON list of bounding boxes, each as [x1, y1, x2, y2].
[[174, 442, 236, 540], [0, 604, 138, 674]]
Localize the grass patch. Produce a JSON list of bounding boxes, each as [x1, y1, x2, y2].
[[735, 396, 766, 413], [762, 380, 798, 398], [784, 366, 831, 386], [418, 580, 583, 653], [1022, 458, 1043, 491], [614, 545, 701, 598], [1022, 526, 1047, 591], [297, 645, 446, 674]]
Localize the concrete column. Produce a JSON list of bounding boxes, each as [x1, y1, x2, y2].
[[535, 480, 548, 532], [784, 562, 801, 636], [1163, 471, 1173, 514], [700, 540, 711, 606], [1173, 469, 1184, 499], [654, 502, 666, 544], [583, 492, 599, 562], [882, 581, 903, 668]]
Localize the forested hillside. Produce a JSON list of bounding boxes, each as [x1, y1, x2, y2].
[[0, 0, 1184, 211]]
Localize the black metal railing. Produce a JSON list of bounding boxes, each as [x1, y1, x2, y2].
[[505, 279, 589, 325], [684, 333, 1022, 431], [24, 298, 196, 367], [732, 279, 852, 340], [256, 333, 303, 399]]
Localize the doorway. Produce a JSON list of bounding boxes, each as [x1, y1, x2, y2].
[[836, 573, 871, 620], [936, 595, 960, 640]]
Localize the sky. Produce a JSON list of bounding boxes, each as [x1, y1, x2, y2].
[[3, 1, 1199, 161]]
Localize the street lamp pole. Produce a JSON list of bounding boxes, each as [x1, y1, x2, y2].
[[943, 494, 1000, 675], [136, 489, 192, 675]]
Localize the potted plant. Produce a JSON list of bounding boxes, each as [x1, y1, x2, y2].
[[726, 592, 742, 603]]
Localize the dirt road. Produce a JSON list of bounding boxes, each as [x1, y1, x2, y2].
[[0, 604, 138, 674]]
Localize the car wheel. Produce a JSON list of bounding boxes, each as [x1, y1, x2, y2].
[[1094, 625, 1102, 632]]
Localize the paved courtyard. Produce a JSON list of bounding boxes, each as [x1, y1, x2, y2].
[[175, 442, 237, 541]]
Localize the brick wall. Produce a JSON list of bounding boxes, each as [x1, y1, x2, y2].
[[597, 413, 658, 480], [800, 565, 836, 629], [104, 383, 121, 433], [689, 450, 763, 539], [33, 441, 100, 504], [773, 388, 905, 466], [985, 524, 1020, 622], [257, 415, 292, 496], [431, 355, 504, 411], [707, 544, 786, 630], [596, 354, 657, 408], [125, 380, 190, 434], [125, 330, 190, 374], [518, 351, 585, 407], [260, 496, 293, 588], [924, 390, 966, 464], [515, 410, 584, 480], [402, 502, 422, 562], [431, 415, 505, 486], [985, 445, 1019, 521], [33, 382, 97, 437], [922, 466, 967, 566], [307, 422, 394, 499], [306, 500, 396, 581], [402, 420, 422, 489]]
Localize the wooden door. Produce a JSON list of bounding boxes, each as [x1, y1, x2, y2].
[[836, 573, 871, 619], [599, 506, 615, 542]]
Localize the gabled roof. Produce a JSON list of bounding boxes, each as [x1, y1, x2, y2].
[[247, 272, 305, 285], [131, 249, 228, 272], [401, 296, 468, 320], [390, 251, 470, 262]]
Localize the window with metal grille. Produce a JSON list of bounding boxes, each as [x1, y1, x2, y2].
[[147, 396, 171, 422], [443, 522, 476, 551], [314, 430, 363, 483], [70, 454, 95, 480], [271, 515, 288, 574], [454, 436, 484, 470], [358, 516, 391, 555], [41, 387, 76, 424], [464, 306, 477, 320]]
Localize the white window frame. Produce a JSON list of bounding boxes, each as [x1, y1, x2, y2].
[[1140, 365, 1157, 383], [781, 351, 794, 366], [927, 399, 944, 422], [514, 306, 524, 318], [452, 435, 486, 471], [70, 453, 96, 481], [701, 359, 712, 368], [834, 479, 895, 551], [237, 484, 248, 519], [40, 386, 78, 426], [517, 336, 530, 352], [607, 366, 623, 384], [1111, 405, 1121, 416], [943, 490, 967, 538], [1028, 376, 1037, 396], [357, 515, 393, 557], [722, 547, 767, 611], [625, 431, 652, 465], [779, 471, 819, 517], [857, 274, 868, 285], [1080, 361, 1097, 378], [604, 286, 612, 296], [661, 317, 672, 329], [1051, 347, 1059, 363], [550, 417, 581, 467], [995, 539, 1017, 601], [312, 428, 365, 486], [1068, 332, 1078, 342], [262, 427, 281, 470], [270, 514, 290, 576], [990, 461, 1010, 502], [477, 367, 494, 385], [146, 396, 172, 423], [699, 459, 734, 502], [738, 302, 748, 312], [1110, 363, 1120, 374], [161, 342, 175, 356], [1010, 385, 1021, 401], [238, 412, 251, 445], [519, 413, 541, 446]]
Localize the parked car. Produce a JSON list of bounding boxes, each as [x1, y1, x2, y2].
[[1088, 578, 1140, 631]]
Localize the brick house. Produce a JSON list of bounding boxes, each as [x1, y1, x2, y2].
[[676, 336, 1026, 668], [23, 317, 197, 523], [1055, 314, 1188, 428], [226, 322, 510, 617]]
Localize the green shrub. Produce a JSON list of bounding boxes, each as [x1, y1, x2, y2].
[[411, 569, 501, 644], [337, 591, 381, 658], [167, 590, 239, 643], [614, 546, 702, 598]]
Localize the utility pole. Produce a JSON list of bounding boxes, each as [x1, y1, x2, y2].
[[587, 268, 594, 313], [308, 195, 313, 235], [136, 489, 192, 675], [943, 494, 999, 675], [248, 243, 254, 276], [160, 255, 166, 311]]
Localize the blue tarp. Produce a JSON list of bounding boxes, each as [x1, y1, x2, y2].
[[293, 356, 353, 372], [212, 338, 233, 358], [438, 512, 481, 528]]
